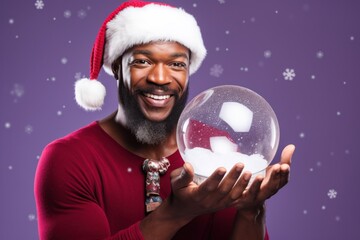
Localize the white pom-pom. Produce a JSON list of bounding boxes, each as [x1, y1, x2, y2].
[[75, 78, 106, 111]]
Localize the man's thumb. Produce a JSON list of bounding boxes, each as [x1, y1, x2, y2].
[[171, 162, 194, 190]]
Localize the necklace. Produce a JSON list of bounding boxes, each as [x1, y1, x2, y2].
[[142, 157, 170, 213]]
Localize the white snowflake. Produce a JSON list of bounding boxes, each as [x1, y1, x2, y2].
[[210, 64, 224, 77], [9, 19, 14, 24], [303, 209, 308, 215], [311, 74, 316, 79], [316, 51, 324, 59], [64, 10, 72, 18], [78, 9, 87, 19], [28, 214, 36, 221], [127, 167, 132, 173], [57, 110, 62, 116], [61, 57, 68, 64], [240, 67, 249, 72], [25, 125, 34, 134], [74, 72, 86, 80], [321, 205, 326, 210], [299, 132, 305, 138], [193, 3, 197, 8], [327, 189, 337, 199], [350, 36, 355, 41], [35, 0, 45, 10], [11, 83, 25, 98], [264, 50, 272, 58], [8, 165, 13, 170], [4, 122, 11, 129], [218, 0, 226, 4], [46, 76, 56, 82], [225, 30, 230, 35], [283, 68, 296, 81]]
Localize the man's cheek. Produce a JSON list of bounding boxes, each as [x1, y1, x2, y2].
[[121, 52, 133, 88]]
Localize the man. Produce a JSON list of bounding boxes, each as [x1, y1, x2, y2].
[[35, 1, 295, 239]]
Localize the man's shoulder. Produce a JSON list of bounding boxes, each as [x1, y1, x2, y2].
[[43, 122, 103, 157]]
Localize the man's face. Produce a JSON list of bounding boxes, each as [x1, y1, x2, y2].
[[114, 41, 190, 144]]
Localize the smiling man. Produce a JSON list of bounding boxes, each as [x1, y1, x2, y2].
[[35, 1, 295, 240]]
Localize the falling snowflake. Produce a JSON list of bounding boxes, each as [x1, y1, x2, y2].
[[327, 189, 337, 199], [193, 3, 197, 7], [46, 76, 56, 82], [64, 10, 72, 18], [10, 83, 25, 98], [311, 74, 316, 79], [74, 72, 86, 80], [303, 210, 308, 215], [321, 205, 326, 210], [264, 50, 272, 58], [61, 57, 68, 64], [8, 165, 13, 170], [335, 216, 341, 221], [225, 30, 230, 35], [127, 167, 132, 173], [299, 132, 305, 138], [350, 36, 355, 41], [25, 125, 34, 134], [215, 47, 220, 51], [34, 0, 45, 10], [9, 19, 14, 24], [4, 122, 11, 129], [218, 0, 226, 4], [28, 214, 36, 221], [316, 51, 324, 59], [240, 67, 249, 72], [57, 110, 62, 116], [210, 64, 224, 77], [78, 9, 87, 19], [283, 68, 296, 81], [336, 111, 341, 116]]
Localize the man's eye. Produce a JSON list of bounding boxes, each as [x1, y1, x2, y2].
[[170, 62, 187, 68], [130, 59, 150, 66]]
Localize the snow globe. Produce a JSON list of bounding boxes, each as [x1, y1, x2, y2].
[[176, 85, 280, 184]]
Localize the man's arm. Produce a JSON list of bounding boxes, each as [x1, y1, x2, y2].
[[230, 144, 295, 240]]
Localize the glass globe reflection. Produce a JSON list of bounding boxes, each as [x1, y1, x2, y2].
[[176, 85, 280, 184]]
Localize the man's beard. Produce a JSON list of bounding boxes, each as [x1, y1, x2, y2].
[[118, 83, 189, 145]]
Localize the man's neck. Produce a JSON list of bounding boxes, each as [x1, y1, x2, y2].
[[99, 112, 178, 160]]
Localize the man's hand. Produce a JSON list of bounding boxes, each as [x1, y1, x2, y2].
[[232, 144, 295, 212], [169, 144, 295, 218]]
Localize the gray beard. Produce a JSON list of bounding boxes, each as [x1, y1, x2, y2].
[[131, 119, 168, 145], [118, 83, 189, 145]]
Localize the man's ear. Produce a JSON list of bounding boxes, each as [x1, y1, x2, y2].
[[111, 58, 121, 80]]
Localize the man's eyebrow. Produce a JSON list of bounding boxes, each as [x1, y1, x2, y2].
[[132, 50, 189, 60], [132, 49, 152, 56], [170, 52, 189, 60]]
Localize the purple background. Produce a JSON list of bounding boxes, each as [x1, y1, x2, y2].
[[1, 0, 359, 239]]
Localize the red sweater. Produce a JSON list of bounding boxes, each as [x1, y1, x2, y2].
[[35, 122, 269, 239]]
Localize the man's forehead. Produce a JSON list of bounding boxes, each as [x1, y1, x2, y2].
[[127, 41, 190, 58]]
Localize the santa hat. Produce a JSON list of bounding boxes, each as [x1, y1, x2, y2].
[[75, 0, 207, 111]]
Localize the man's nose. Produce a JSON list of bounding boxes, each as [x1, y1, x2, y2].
[[147, 63, 172, 85]]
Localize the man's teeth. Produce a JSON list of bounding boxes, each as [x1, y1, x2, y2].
[[144, 93, 170, 100]]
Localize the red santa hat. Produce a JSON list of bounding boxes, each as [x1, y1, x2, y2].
[[75, 0, 207, 111]]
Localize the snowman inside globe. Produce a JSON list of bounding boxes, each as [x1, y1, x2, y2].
[[176, 85, 280, 184]]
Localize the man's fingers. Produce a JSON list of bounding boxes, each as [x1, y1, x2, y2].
[[280, 144, 296, 165], [171, 162, 194, 190]]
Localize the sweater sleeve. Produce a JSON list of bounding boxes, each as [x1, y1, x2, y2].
[[34, 141, 144, 240]]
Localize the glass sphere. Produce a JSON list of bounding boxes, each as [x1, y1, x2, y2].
[[176, 85, 280, 184]]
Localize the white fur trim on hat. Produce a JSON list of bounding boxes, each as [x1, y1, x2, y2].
[[75, 78, 106, 111], [103, 4, 207, 76]]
